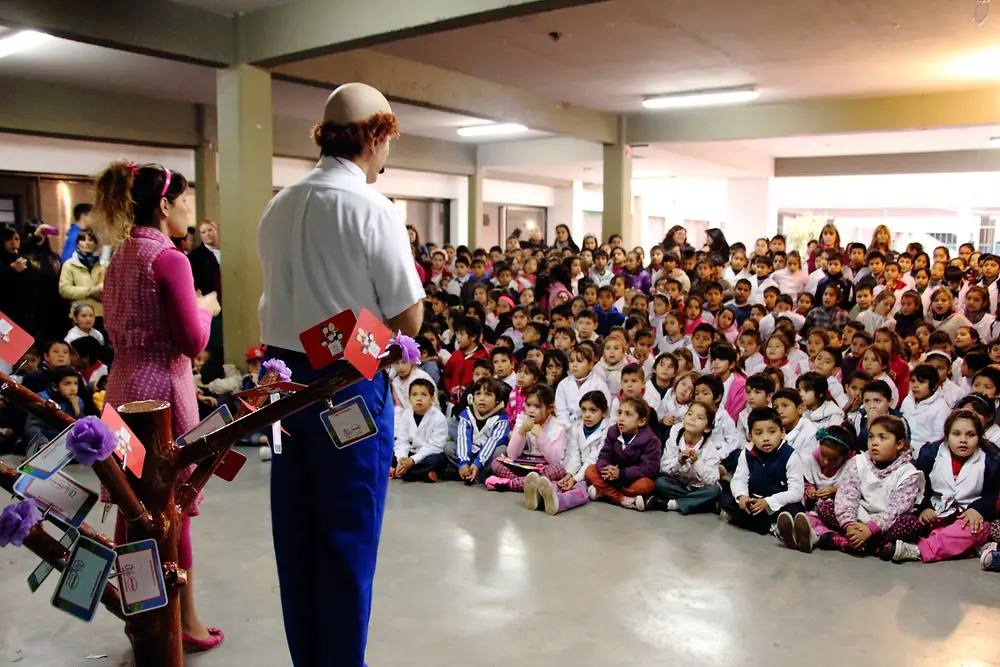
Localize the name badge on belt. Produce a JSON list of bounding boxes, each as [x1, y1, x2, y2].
[[320, 396, 378, 449]]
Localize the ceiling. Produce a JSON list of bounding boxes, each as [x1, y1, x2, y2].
[[170, 0, 288, 14], [666, 126, 1000, 159], [376, 0, 1000, 113], [0, 28, 543, 143]]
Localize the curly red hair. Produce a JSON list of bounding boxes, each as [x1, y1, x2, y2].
[[311, 113, 399, 159]]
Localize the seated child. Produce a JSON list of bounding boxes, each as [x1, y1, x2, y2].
[[555, 346, 611, 423], [527, 391, 609, 515], [775, 424, 859, 552], [657, 371, 697, 428], [763, 333, 800, 389], [710, 342, 746, 422], [633, 328, 657, 378], [492, 347, 517, 388], [446, 377, 511, 485], [812, 346, 848, 409], [64, 303, 106, 346], [647, 352, 677, 403], [70, 336, 108, 388], [391, 379, 448, 482], [885, 409, 999, 563], [595, 332, 629, 396], [575, 309, 600, 344], [800, 415, 923, 555], [657, 310, 688, 354], [647, 401, 722, 514], [489, 384, 568, 492], [899, 363, 949, 457], [737, 330, 765, 375], [584, 397, 661, 511], [390, 357, 434, 424], [695, 375, 742, 463], [610, 364, 660, 423], [736, 373, 777, 448], [507, 359, 541, 425], [688, 323, 714, 374], [720, 407, 805, 535], [24, 367, 83, 454], [852, 380, 904, 445], [796, 372, 844, 428]]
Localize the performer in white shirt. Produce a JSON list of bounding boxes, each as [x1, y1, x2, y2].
[[257, 83, 423, 667]]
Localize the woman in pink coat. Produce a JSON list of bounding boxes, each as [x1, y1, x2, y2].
[[92, 161, 223, 652]]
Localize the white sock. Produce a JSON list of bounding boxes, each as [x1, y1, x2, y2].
[[667, 499, 679, 511]]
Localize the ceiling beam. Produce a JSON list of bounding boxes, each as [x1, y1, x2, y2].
[[272, 50, 618, 144], [239, 0, 608, 66], [775, 150, 1000, 178], [0, 0, 233, 66], [627, 88, 1000, 144]]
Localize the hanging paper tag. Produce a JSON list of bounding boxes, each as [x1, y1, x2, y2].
[[320, 396, 378, 449], [51, 536, 116, 622], [28, 527, 79, 592], [14, 471, 98, 528], [18, 425, 75, 480], [176, 404, 233, 446], [115, 539, 168, 616]]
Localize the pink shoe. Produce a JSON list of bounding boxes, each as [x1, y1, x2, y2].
[[484, 476, 509, 491], [182, 627, 225, 653]]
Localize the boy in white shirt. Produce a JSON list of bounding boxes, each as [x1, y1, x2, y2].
[[772, 388, 819, 454], [392, 379, 448, 482], [556, 346, 611, 423]]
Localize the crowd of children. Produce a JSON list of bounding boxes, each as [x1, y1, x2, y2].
[[7, 224, 1000, 572], [388, 225, 1000, 572]]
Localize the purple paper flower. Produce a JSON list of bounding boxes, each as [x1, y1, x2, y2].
[[66, 416, 117, 467], [0, 500, 42, 548], [392, 332, 421, 364], [262, 358, 292, 382]]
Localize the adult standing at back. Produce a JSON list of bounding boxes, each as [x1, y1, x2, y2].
[[188, 219, 224, 350], [62, 203, 92, 264], [257, 83, 423, 667]]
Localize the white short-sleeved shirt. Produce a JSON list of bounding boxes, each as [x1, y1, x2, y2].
[[257, 157, 424, 351]]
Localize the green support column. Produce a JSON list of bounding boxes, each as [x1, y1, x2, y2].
[[602, 119, 633, 248], [217, 63, 272, 367], [194, 104, 220, 231], [468, 170, 484, 251]]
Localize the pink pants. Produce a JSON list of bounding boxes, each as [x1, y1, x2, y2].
[[490, 460, 567, 491], [917, 516, 989, 563], [115, 511, 193, 570]]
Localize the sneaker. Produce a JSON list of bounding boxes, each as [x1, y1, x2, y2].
[[982, 547, 1000, 572], [645, 496, 670, 512], [977, 541, 997, 558], [775, 512, 796, 550], [484, 476, 507, 491], [537, 479, 559, 516], [886, 540, 922, 563], [259, 445, 272, 462], [634, 495, 645, 512], [523, 472, 542, 511], [719, 510, 732, 524], [667, 499, 680, 511], [793, 513, 817, 554], [425, 471, 438, 483], [587, 485, 598, 501], [621, 496, 644, 511]]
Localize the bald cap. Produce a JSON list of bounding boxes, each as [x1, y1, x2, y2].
[[323, 83, 394, 125]]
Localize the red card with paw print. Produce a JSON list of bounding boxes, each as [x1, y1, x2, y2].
[[344, 309, 392, 380], [299, 310, 357, 370], [101, 405, 146, 478], [0, 310, 35, 367]]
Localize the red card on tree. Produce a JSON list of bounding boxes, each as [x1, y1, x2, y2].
[[345, 309, 392, 380], [299, 310, 357, 370], [0, 310, 35, 366], [214, 449, 246, 482], [100, 405, 146, 478]]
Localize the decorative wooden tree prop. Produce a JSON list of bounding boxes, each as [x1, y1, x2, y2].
[[0, 321, 414, 667]]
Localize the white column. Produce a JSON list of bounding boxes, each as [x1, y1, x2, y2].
[[725, 177, 775, 246]]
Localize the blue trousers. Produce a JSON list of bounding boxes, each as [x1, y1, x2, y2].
[[267, 348, 393, 667]]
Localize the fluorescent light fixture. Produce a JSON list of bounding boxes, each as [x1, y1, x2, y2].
[[0, 30, 53, 59], [456, 123, 528, 137], [642, 85, 759, 110], [989, 136, 1000, 147]]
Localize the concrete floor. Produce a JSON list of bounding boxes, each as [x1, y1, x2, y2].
[[3, 452, 1000, 667]]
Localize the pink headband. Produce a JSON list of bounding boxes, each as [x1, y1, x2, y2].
[[498, 296, 515, 308], [160, 168, 172, 198]]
